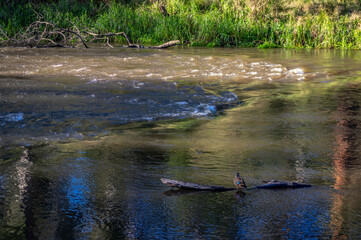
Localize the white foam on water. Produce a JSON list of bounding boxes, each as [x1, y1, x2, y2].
[[287, 68, 305, 81], [147, 73, 162, 78], [73, 67, 88, 72], [247, 72, 258, 75], [51, 64, 63, 68], [122, 57, 134, 61], [87, 79, 98, 84], [131, 81, 144, 88], [271, 68, 284, 72], [289, 68, 304, 75], [162, 76, 174, 80], [209, 72, 223, 76], [0, 113, 24, 122], [190, 104, 216, 117], [175, 101, 188, 105], [222, 92, 238, 102]]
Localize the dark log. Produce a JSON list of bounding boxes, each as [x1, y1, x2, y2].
[[161, 178, 312, 192], [160, 178, 234, 191], [127, 44, 145, 48], [255, 180, 312, 189]]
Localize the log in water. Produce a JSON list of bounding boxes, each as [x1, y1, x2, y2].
[[160, 178, 234, 191], [161, 178, 312, 191], [256, 180, 312, 189]]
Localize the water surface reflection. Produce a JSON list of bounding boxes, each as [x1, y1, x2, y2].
[[1, 48, 361, 239]]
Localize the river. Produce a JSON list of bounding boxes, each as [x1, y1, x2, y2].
[[0, 47, 361, 239]]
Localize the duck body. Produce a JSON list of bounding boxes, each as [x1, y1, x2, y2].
[[233, 173, 247, 189]]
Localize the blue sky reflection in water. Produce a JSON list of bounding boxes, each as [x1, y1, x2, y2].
[[0, 47, 361, 239]]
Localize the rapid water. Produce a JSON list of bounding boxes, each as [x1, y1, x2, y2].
[[1, 47, 361, 239]]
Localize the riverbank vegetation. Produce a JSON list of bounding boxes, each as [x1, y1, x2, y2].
[[1, 0, 361, 49]]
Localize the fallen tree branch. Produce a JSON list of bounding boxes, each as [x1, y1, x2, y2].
[[148, 40, 180, 49], [0, 21, 180, 49], [0, 21, 89, 48], [126, 40, 180, 49], [84, 31, 132, 46], [62, 27, 89, 48]]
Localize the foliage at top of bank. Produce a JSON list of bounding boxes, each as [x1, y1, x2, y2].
[[1, 0, 361, 49]]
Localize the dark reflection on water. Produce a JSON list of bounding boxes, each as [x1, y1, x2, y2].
[[0, 138, 354, 239], [330, 85, 361, 240], [1, 48, 361, 239]]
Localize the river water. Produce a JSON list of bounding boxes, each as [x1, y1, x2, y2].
[[0, 47, 361, 239]]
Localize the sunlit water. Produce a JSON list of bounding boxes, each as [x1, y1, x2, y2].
[[1, 47, 361, 239]]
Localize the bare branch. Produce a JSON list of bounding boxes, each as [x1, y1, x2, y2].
[[83, 31, 131, 45], [39, 37, 58, 45], [60, 27, 88, 48], [33, 21, 88, 48], [0, 20, 180, 50]]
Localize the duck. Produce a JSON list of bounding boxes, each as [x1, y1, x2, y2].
[[233, 172, 247, 189]]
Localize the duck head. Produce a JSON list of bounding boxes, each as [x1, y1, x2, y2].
[[233, 172, 247, 189]]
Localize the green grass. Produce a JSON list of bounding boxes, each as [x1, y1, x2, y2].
[[1, 0, 361, 49]]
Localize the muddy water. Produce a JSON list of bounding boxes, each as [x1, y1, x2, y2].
[[1, 47, 361, 239]]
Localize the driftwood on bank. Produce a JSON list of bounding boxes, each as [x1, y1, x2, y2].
[[0, 21, 89, 48], [161, 178, 312, 191], [0, 21, 180, 49], [127, 40, 180, 49]]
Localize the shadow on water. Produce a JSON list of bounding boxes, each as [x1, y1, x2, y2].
[[1, 48, 361, 239]]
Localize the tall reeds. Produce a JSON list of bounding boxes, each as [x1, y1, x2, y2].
[[1, 0, 361, 49]]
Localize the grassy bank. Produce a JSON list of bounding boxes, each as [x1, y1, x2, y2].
[[1, 0, 361, 49]]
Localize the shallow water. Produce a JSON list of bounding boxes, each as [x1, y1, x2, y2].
[[1, 47, 361, 239]]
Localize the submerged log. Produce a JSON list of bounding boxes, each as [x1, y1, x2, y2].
[[161, 177, 312, 191], [160, 178, 234, 191], [255, 180, 312, 189]]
